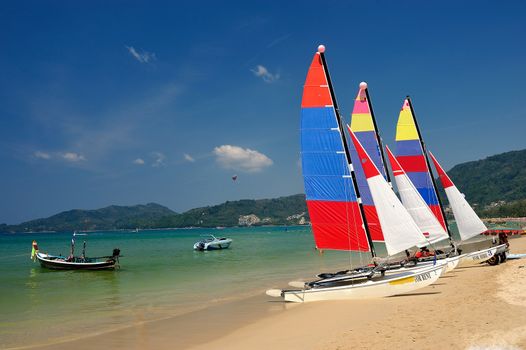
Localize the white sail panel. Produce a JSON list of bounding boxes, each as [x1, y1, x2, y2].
[[445, 186, 487, 241], [347, 127, 426, 256], [367, 175, 428, 255], [429, 152, 487, 241], [386, 146, 449, 245]]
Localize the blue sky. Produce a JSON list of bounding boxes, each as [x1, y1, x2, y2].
[[1, 1, 525, 224]]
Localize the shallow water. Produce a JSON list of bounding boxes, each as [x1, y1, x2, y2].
[[0, 225, 494, 348], [0, 227, 373, 348]]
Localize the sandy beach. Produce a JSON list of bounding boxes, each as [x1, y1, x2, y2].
[[27, 236, 526, 350]]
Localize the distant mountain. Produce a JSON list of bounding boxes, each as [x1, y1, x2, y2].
[[2, 149, 526, 233], [154, 194, 308, 228], [1, 195, 308, 233], [443, 149, 526, 206], [2, 203, 176, 233]]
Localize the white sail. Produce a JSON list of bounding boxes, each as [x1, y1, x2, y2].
[[385, 146, 449, 245], [429, 152, 487, 241], [348, 127, 427, 256]]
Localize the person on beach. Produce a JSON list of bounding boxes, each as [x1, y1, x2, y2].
[[498, 231, 509, 248], [415, 246, 435, 259]]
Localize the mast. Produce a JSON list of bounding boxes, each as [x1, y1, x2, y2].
[[365, 85, 392, 185], [318, 47, 376, 257], [405, 96, 452, 239]]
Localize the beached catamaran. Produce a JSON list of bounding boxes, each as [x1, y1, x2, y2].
[[266, 46, 445, 302], [394, 97, 506, 265], [348, 83, 459, 272], [429, 152, 508, 265]]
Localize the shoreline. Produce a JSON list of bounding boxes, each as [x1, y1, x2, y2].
[[16, 236, 526, 350]]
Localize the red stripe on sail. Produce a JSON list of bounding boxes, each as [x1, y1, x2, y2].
[[385, 145, 403, 174], [429, 204, 447, 231], [429, 152, 454, 189], [362, 205, 384, 241], [301, 53, 333, 108], [396, 155, 428, 173], [307, 200, 370, 251]]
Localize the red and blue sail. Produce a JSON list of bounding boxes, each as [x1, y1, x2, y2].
[[301, 49, 370, 252], [395, 98, 447, 230], [348, 83, 386, 242]]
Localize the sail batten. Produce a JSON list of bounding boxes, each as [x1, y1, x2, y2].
[[300, 51, 370, 252], [429, 152, 488, 241]]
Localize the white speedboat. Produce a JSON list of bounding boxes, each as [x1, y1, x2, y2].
[[193, 235, 232, 251]]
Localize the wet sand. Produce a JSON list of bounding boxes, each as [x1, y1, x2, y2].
[[26, 236, 526, 350]]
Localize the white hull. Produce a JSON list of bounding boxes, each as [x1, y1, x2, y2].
[[193, 237, 232, 251], [268, 263, 444, 303], [457, 245, 505, 267]]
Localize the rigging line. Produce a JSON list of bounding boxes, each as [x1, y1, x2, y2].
[[365, 87, 391, 184]]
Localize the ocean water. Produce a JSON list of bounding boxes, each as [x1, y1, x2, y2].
[[0, 225, 495, 348], [0, 226, 374, 348]]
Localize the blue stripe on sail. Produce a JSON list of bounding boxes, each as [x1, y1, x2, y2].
[[301, 153, 348, 176], [347, 130, 386, 206], [417, 187, 440, 206], [406, 171, 433, 189], [301, 129, 343, 153], [396, 139, 423, 156], [301, 107, 339, 129], [300, 106, 359, 202], [303, 176, 357, 201], [354, 131, 386, 178]]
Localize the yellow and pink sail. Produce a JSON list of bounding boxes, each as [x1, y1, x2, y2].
[[349, 83, 388, 243]]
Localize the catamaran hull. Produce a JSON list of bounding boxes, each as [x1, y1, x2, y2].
[[458, 244, 506, 267], [273, 264, 444, 303]]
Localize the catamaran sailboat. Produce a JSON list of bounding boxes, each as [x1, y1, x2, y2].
[[393, 97, 506, 266], [266, 46, 445, 303]]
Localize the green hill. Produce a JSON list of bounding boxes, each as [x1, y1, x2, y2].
[[1, 195, 308, 233], [154, 194, 307, 228], [2, 203, 176, 232], [2, 148, 526, 233], [445, 149, 526, 206]]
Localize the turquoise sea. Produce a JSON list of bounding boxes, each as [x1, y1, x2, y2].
[[0, 225, 494, 349], [0, 226, 377, 349]]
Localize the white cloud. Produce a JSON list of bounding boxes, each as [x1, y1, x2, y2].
[[133, 158, 145, 165], [126, 46, 157, 63], [62, 152, 86, 162], [251, 65, 280, 83], [151, 152, 165, 167], [213, 145, 273, 173], [34, 151, 51, 160], [183, 153, 195, 162]]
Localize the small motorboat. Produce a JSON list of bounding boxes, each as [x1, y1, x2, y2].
[[31, 235, 121, 270], [193, 235, 232, 251]]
